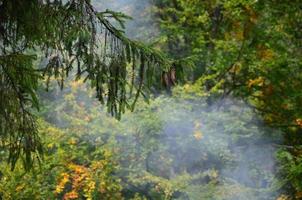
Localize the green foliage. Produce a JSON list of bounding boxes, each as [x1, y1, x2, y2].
[[0, 0, 171, 169], [0, 119, 123, 200], [154, 0, 302, 197], [154, 0, 302, 129], [17, 80, 278, 199], [0, 53, 43, 171], [276, 148, 302, 199], [1, 0, 302, 198]]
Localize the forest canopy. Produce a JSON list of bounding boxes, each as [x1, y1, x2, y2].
[[1, 0, 302, 199]]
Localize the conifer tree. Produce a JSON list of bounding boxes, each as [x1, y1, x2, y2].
[[0, 0, 170, 170]]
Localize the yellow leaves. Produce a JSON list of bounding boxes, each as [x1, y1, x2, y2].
[[83, 178, 96, 200], [194, 121, 201, 129], [196, 12, 209, 24], [47, 143, 55, 149], [177, 83, 208, 98], [194, 130, 203, 140], [70, 79, 84, 90], [55, 173, 70, 194], [228, 22, 244, 41], [275, 24, 284, 32], [99, 181, 107, 194], [68, 137, 78, 145], [229, 62, 242, 74], [53, 149, 122, 199], [84, 115, 92, 122], [276, 194, 291, 200], [209, 78, 225, 94], [193, 121, 203, 140], [261, 49, 274, 61], [234, 30, 244, 41], [183, 84, 191, 91], [64, 93, 75, 102], [91, 161, 104, 170], [154, 182, 173, 199], [264, 114, 274, 124], [209, 169, 219, 179], [247, 77, 265, 88], [40, 121, 64, 139], [295, 118, 302, 128], [68, 163, 86, 174], [15, 184, 25, 192], [247, 76, 274, 101], [103, 149, 113, 158], [225, 6, 258, 41], [55, 164, 97, 200], [257, 46, 275, 61]]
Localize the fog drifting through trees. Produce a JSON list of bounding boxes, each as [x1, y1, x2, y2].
[[40, 1, 283, 199], [1, 0, 301, 199]]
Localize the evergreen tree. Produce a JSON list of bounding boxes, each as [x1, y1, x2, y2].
[[0, 0, 170, 170]]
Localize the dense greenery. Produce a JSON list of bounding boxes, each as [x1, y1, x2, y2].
[[153, 0, 302, 198], [0, 80, 281, 199], [0, 0, 171, 170], [0, 0, 302, 199]]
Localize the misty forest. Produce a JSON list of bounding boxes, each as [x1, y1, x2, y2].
[[0, 0, 302, 199]]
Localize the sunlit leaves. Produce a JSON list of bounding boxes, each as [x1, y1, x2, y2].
[[56, 173, 70, 194], [247, 76, 265, 88], [295, 119, 302, 128], [193, 121, 203, 140], [193, 131, 203, 141]]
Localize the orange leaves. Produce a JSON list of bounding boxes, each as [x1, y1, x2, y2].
[[54, 159, 122, 200], [68, 163, 86, 174], [247, 77, 275, 98], [55, 173, 70, 194], [64, 191, 79, 199], [247, 77, 265, 88], [55, 163, 94, 200]]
